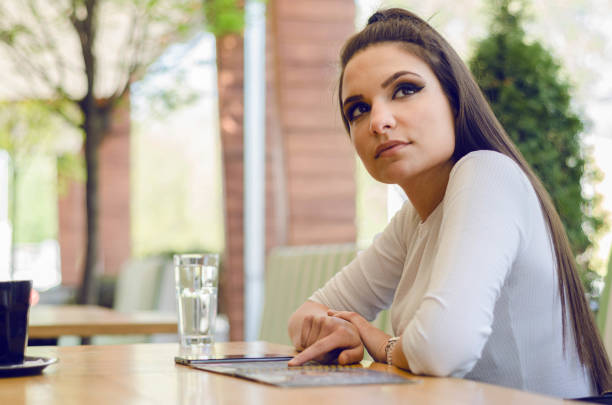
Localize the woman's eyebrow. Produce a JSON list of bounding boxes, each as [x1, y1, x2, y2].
[[381, 70, 421, 88], [342, 70, 422, 106], [342, 94, 363, 107]]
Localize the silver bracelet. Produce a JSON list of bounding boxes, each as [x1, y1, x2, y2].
[[385, 336, 400, 366]]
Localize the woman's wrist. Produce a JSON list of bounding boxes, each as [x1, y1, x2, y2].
[[353, 320, 390, 363], [327, 310, 391, 362], [384, 336, 400, 365], [375, 336, 390, 363], [389, 336, 410, 370]]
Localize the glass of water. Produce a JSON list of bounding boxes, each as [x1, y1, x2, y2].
[[174, 253, 218, 348]]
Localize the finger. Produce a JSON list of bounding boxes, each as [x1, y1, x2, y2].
[[337, 345, 364, 365], [288, 334, 343, 366], [330, 312, 350, 320], [300, 316, 313, 350], [330, 311, 356, 324], [327, 309, 337, 316], [331, 312, 367, 330], [306, 316, 323, 348], [288, 349, 313, 366]]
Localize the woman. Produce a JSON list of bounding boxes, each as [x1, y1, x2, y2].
[[287, 8, 611, 398]]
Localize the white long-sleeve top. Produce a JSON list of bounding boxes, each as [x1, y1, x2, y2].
[[310, 150, 594, 398]]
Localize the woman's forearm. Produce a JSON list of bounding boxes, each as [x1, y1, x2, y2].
[[362, 329, 411, 370], [327, 310, 410, 370], [390, 338, 410, 370]]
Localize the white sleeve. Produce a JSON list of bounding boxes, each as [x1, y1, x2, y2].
[[309, 203, 416, 321], [402, 152, 534, 377]]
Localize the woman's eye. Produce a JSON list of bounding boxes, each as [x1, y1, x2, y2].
[[393, 83, 423, 99], [346, 103, 370, 122]]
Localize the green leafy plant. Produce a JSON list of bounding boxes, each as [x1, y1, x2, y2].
[[469, 0, 605, 302], [0, 100, 83, 270]]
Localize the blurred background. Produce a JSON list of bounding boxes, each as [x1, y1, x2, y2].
[[1, 0, 611, 341]]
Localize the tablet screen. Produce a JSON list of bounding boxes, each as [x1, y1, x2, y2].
[[175, 353, 294, 365]]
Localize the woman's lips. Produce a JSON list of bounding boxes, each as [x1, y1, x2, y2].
[[375, 141, 410, 159]]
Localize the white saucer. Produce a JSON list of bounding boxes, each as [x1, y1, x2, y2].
[[0, 356, 57, 378]]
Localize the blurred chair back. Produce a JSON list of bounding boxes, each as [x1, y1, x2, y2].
[[114, 256, 167, 312], [259, 243, 391, 347], [87, 257, 167, 345], [157, 259, 177, 312]]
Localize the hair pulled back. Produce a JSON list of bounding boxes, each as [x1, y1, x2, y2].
[[338, 8, 612, 394]]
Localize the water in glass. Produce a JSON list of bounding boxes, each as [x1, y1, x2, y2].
[[175, 257, 218, 347]]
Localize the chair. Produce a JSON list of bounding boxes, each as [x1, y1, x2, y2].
[[258, 243, 391, 350], [113, 256, 167, 312], [90, 257, 168, 345]]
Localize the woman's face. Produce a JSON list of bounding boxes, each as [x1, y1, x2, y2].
[[341, 42, 455, 193]]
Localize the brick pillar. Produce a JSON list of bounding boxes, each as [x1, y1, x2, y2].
[[57, 177, 86, 286], [268, 0, 357, 245], [58, 97, 131, 286], [98, 97, 131, 277], [217, 26, 286, 340], [218, 0, 356, 340], [217, 33, 246, 340]]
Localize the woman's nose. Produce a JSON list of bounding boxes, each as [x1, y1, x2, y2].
[[369, 102, 396, 135]]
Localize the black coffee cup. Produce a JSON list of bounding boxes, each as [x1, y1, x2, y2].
[[0, 280, 32, 365]]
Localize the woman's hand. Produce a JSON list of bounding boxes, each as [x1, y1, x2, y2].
[[328, 310, 391, 363], [288, 314, 364, 366]]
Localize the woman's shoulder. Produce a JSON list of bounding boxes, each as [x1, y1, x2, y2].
[[449, 150, 530, 189], [443, 150, 539, 253], [453, 150, 520, 171]]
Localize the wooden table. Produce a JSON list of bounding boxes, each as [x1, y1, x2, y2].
[[0, 342, 578, 404], [28, 305, 177, 338]]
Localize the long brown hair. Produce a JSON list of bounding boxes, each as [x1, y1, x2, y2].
[[338, 8, 612, 393]]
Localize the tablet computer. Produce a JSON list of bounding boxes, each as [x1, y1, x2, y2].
[[175, 353, 294, 365], [188, 361, 418, 387]]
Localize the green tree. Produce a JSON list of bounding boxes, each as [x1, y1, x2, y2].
[[0, 100, 83, 275], [0, 0, 243, 304], [469, 0, 604, 298]]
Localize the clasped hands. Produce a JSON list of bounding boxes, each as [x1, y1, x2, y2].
[[288, 310, 391, 366]]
